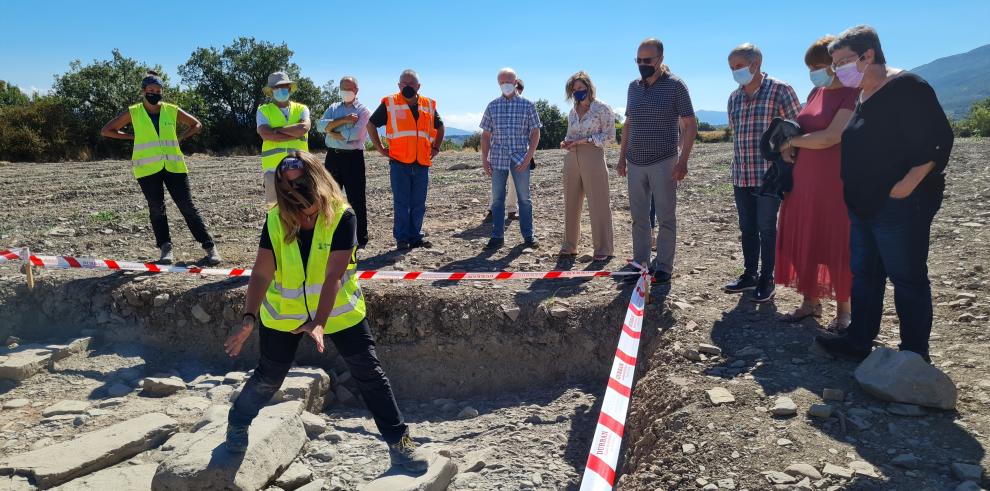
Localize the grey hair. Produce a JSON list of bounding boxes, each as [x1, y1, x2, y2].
[[639, 38, 664, 56], [399, 69, 419, 82], [340, 76, 358, 88], [728, 43, 763, 64], [829, 25, 887, 65]]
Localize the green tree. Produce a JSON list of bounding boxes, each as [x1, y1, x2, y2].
[[966, 98, 990, 137], [307, 80, 342, 148], [0, 95, 85, 162], [178, 37, 329, 150], [534, 99, 567, 150], [463, 131, 482, 151], [0, 81, 30, 107], [52, 49, 168, 157]]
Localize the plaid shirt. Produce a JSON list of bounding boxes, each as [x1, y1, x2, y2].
[[727, 75, 801, 187], [480, 95, 542, 171]]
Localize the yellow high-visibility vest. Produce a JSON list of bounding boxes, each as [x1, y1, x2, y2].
[[259, 204, 366, 333], [129, 102, 187, 179], [259, 102, 310, 171]]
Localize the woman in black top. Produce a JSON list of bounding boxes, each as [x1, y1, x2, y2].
[[814, 25, 953, 363]]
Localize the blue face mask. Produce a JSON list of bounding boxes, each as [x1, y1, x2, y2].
[[573, 90, 588, 102], [273, 88, 291, 102], [809, 68, 834, 88], [732, 66, 754, 86]]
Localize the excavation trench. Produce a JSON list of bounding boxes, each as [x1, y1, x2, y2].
[[0, 270, 637, 399]]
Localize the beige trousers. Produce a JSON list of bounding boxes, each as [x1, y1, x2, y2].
[[562, 144, 614, 256], [263, 171, 277, 205]]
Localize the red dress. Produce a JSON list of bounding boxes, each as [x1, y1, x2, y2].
[[775, 87, 859, 301]]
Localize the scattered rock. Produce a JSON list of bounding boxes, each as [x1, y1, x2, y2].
[[951, 462, 983, 482], [296, 479, 325, 491], [854, 347, 957, 410], [322, 431, 345, 443], [223, 372, 248, 385], [359, 452, 458, 491], [785, 463, 822, 480], [0, 345, 54, 381], [716, 478, 736, 489], [42, 400, 90, 417], [151, 401, 306, 491], [2, 398, 31, 409], [301, 411, 327, 438], [106, 382, 133, 398], [52, 463, 158, 491], [501, 305, 520, 321], [141, 377, 186, 397], [153, 293, 171, 307], [707, 387, 735, 405], [682, 443, 697, 454], [273, 462, 314, 490], [808, 403, 833, 419], [461, 448, 492, 473], [272, 367, 332, 413], [457, 406, 480, 420], [192, 405, 229, 432], [698, 343, 722, 356], [48, 337, 92, 361], [166, 396, 211, 418], [771, 397, 797, 416], [891, 453, 920, 469], [849, 460, 879, 478], [887, 402, 927, 417], [309, 445, 338, 462], [821, 463, 853, 479], [0, 413, 178, 488], [190, 304, 212, 324], [822, 388, 845, 402], [764, 471, 797, 485], [207, 384, 234, 403]]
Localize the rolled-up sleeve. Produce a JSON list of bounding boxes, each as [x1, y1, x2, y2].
[[340, 106, 371, 142], [897, 78, 953, 172]]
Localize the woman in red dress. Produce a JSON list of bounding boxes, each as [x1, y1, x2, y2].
[[776, 36, 860, 331]]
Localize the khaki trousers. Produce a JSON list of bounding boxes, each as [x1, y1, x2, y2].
[[263, 171, 277, 205], [562, 144, 614, 256]]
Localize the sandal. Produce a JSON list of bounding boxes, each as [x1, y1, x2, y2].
[[781, 303, 823, 322]]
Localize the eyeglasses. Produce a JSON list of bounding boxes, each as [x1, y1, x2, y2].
[[831, 54, 864, 72], [634, 57, 658, 65]]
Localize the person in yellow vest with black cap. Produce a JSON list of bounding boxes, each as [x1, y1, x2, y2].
[[101, 71, 221, 266], [367, 69, 445, 251], [222, 151, 429, 471], [257, 71, 311, 204]]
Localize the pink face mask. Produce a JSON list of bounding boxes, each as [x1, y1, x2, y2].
[[835, 58, 865, 88]]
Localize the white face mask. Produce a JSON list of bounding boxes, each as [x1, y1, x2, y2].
[[341, 90, 356, 103], [500, 83, 516, 97]]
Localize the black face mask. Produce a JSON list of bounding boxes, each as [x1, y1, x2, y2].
[[638, 64, 657, 79], [401, 85, 417, 99], [145, 93, 163, 104]]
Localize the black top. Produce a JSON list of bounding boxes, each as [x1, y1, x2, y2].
[[841, 72, 953, 217], [259, 210, 357, 268], [148, 112, 161, 134], [368, 101, 444, 129]]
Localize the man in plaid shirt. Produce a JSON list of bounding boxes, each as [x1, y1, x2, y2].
[[724, 43, 801, 302], [480, 67, 542, 251]]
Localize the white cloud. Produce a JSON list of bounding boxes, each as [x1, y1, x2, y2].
[[442, 111, 484, 131]]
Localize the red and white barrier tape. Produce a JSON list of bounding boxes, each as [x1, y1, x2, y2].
[[4, 250, 640, 281], [0, 248, 22, 265], [579, 267, 649, 491]]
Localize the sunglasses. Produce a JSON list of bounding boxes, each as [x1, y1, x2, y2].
[[635, 57, 658, 65]]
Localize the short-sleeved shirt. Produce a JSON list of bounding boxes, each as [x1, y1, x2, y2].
[[256, 104, 311, 128], [259, 209, 357, 269], [368, 100, 444, 166], [841, 72, 953, 218], [624, 72, 695, 166], [479, 95, 542, 171], [727, 75, 801, 187]]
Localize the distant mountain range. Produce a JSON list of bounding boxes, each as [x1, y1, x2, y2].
[[911, 43, 990, 118], [696, 110, 728, 126]]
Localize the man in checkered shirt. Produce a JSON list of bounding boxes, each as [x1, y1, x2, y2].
[[724, 43, 801, 302], [480, 67, 542, 251]]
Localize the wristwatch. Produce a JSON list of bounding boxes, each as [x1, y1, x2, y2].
[[241, 312, 257, 325]]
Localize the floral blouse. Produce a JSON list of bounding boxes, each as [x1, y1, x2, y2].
[[564, 100, 616, 148]]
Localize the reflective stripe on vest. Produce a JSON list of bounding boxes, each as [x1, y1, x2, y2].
[[259, 204, 366, 333], [129, 103, 188, 179], [259, 102, 310, 171], [383, 93, 437, 166]]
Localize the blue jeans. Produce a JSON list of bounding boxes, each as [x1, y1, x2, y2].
[[733, 186, 781, 280], [491, 166, 533, 240], [389, 161, 429, 244], [845, 190, 942, 357]]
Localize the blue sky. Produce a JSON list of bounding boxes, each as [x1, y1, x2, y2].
[[2, 1, 988, 129]]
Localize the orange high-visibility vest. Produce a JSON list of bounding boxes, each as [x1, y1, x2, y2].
[[382, 93, 438, 166]]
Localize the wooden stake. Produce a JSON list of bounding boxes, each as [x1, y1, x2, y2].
[[23, 248, 34, 291]]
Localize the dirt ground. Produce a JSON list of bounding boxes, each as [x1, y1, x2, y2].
[[0, 139, 988, 490]]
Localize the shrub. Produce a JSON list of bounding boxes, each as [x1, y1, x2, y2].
[[462, 132, 482, 151], [0, 96, 87, 162]]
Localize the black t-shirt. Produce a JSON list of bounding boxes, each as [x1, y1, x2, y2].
[[259, 210, 357, 268], [148, 112, 161, 134], [840, 72, 953, 218], [368, 101, 444, 129]]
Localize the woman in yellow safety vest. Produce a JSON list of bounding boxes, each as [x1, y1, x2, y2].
[[100, 71, 220, 265], [222, 151, 429, 471]]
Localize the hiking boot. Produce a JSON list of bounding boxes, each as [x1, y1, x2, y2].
[[411, 239, 432, 249], [507, 211, 518, 221], [523, 238, 540, 250], [752, 277, 776, 303], [396, 242, 411, 251], [202, 245, 222, 266], [482, 210, 493, 224], [157, 242, 174, 265], [388, 433, 430, 472], [724, 273, 757, 293], [652, 270, 672, 285], [225, 422, 249, 454], [484, 238, 504, 251], [814, 334, 871, 361], [617, 263, 645, 283]]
